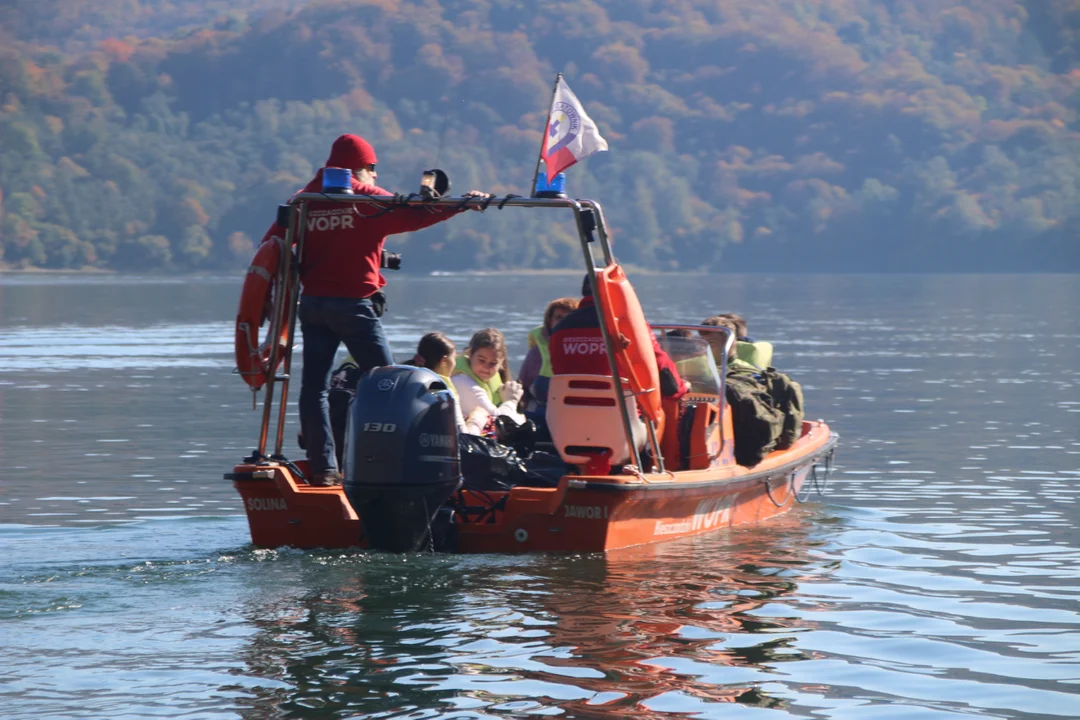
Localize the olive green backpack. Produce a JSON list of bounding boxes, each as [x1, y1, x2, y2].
[[724, 372, 784, 467], [760, 368, 805, 449]]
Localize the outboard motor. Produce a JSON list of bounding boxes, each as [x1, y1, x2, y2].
[[343, 365, 461, 552]]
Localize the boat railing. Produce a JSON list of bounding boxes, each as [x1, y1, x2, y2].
[[251, 192, 652, 475]]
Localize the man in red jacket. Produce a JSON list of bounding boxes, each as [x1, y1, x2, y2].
[[262, 134, 489, 486], [549, 273, 688, 400]]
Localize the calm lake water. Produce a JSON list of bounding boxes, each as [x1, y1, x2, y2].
[[1, 272, 1078, 719]]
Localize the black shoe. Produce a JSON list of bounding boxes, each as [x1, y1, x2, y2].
[[310, 470, 343, 487]]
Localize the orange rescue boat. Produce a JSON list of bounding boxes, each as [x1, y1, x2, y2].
[[227, 193, 837, 553]]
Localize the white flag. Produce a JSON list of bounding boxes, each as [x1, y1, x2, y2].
[[540, 78, 609, 182]]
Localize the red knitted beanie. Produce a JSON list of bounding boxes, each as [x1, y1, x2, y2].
[[325, 134, 377, 170]]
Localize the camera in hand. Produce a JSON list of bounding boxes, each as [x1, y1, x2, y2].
[[380, 249, 402, 271]]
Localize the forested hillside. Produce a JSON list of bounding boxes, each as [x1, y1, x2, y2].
[[1, 0, 1077, 272]]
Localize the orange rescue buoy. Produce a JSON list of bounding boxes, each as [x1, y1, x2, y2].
[[593, 264, 663, 425], [235, 237, 292, 390]]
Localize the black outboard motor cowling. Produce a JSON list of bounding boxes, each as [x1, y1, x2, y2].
[[343, 365, 461, 552]]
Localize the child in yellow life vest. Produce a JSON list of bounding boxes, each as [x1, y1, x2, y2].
[[518, 297, 578, 406], [452, 328, 525, 430]]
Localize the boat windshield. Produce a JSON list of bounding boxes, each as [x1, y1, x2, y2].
[[654, 334, 723, 395]]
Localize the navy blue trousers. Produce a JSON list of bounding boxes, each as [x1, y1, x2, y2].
[[298, 296, 393, 475]]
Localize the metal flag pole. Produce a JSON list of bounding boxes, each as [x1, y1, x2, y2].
[[529, 72, 562, 198]]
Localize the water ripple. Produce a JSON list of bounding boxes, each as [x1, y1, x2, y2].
[[1, 274, 1078, 719]]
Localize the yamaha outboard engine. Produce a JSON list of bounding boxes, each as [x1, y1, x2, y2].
[[343, 365, 461, 552]]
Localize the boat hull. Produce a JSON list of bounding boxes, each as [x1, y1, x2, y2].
[[229, 463, 364, 549], [230, 422, 836, 553]]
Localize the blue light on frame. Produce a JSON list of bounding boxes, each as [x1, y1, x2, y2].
[[323, 167, 352, 193], [535, 172, 567, 196]]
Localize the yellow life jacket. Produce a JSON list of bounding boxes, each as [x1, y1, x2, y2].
[[527, 325, 555, 378], [736, 341, 773, 370], [453, 354, 503, 406], [728, 356, 760, 374]]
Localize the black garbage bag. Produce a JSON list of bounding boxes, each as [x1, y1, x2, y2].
[[460, 434, 529, 491], [493, 415, 538, 458], [459, 433, 563, 491]]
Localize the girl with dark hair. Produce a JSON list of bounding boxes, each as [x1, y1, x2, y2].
[[412, 332, 487, 434], [411, 331, 457, 377]]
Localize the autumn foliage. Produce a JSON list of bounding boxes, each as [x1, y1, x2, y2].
[[0, 0, 1076, 271]]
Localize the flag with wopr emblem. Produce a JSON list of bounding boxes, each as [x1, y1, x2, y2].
[[539, 77, 609, 183]]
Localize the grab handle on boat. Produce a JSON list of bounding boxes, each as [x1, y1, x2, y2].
[[795, 466, 815, 504], [763, 473, 794, 507], [795, 459, 825, 503]]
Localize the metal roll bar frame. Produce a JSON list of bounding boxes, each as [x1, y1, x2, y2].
[[249, 193, 661, 473], [650, 323, 734, 456]]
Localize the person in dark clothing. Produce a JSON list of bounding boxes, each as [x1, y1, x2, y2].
[[260, 134, 490, 486], [549, 274, 688, 400]]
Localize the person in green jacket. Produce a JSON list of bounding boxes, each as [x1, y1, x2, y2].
[[699, 316, 787, 465], [518, 297, 578, 406]]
